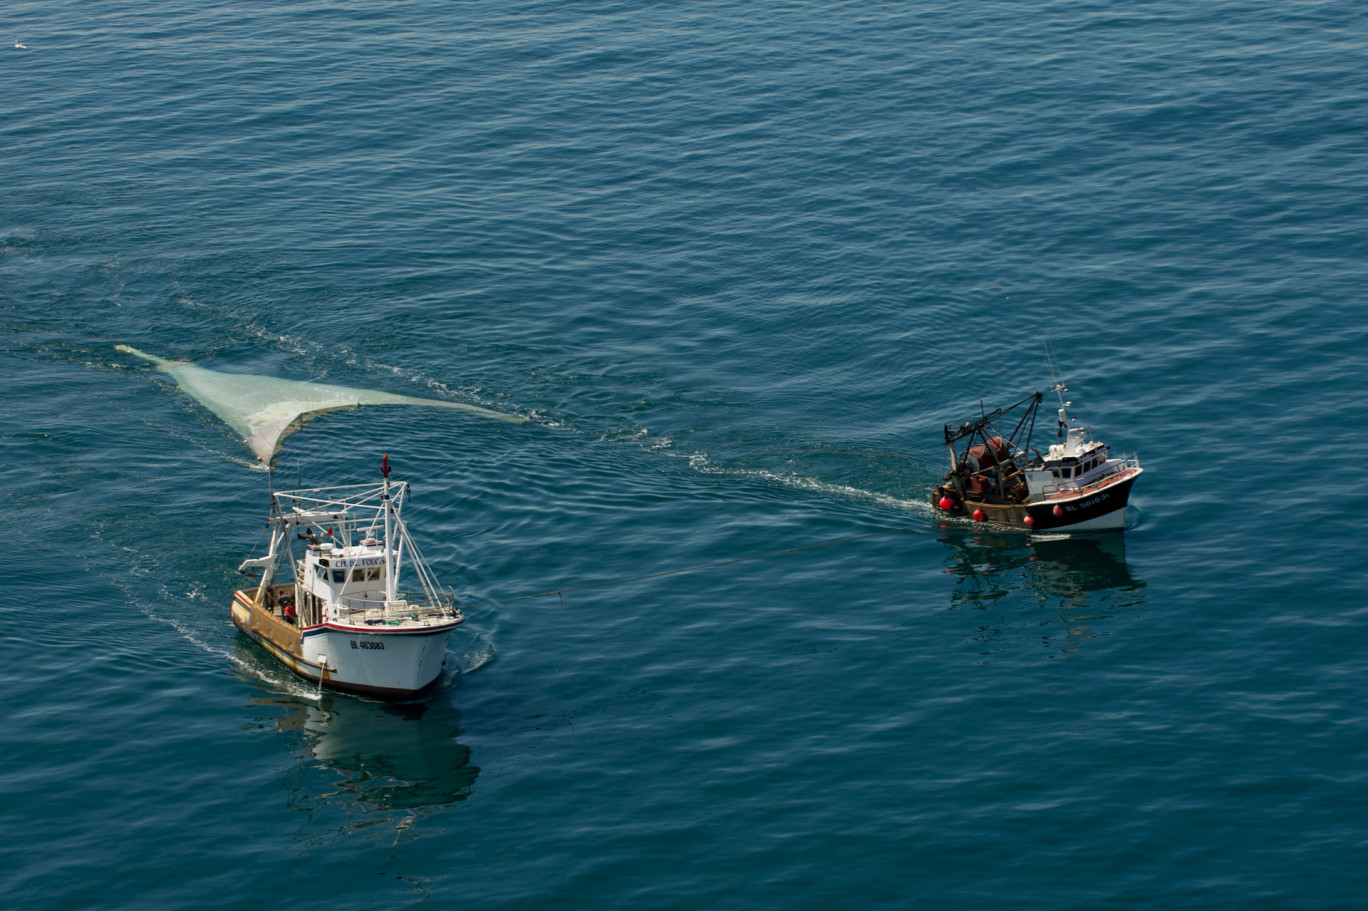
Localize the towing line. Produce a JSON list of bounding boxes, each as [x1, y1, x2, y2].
[[461, 523, 925, 609]]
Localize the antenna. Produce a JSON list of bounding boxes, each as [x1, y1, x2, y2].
[[1042, 339, 1070, 405], [1042, 338, 1073, 442]]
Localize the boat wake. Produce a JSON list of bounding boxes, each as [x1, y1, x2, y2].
[[684, 450, 934, 514], [153, 584, 335, 701], [547, 415, 945, 519]]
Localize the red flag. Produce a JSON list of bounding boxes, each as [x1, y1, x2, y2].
[[381, 453, 390, 478]]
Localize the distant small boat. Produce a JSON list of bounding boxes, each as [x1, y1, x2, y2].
[[232, 455, 463, 698], [933, 374, 1142, 533]]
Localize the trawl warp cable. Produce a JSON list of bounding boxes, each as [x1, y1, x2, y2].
[[462, 522, 925, 609]]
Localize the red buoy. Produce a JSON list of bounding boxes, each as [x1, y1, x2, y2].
[[972, 509, 985, 521], [938, 497, 953, 510], [1024, 515, 1035, 527], [1053, 504, 1064, 518]]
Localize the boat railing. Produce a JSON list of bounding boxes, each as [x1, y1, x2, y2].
[[332, 590, 458, 625], [1037, 453, 1140, 498]]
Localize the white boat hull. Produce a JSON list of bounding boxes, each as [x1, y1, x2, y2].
[[301, 623, 457, 698], [232, 591, 460, 699]]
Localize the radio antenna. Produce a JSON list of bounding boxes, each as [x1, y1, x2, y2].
[[1042, 339, 1069, 405]]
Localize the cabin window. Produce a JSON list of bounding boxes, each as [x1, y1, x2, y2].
[[315, 565, 326, 580], [352, 568, 366, 582], [332, 569, 347, 583], [366, 567, 382, 581], [1050, 469, 1059, 479]]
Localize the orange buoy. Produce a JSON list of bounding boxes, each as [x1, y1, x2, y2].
[[1053, 505, 1064, 518], [938, 496, 953, 510], [972, 509, 985, 521], [1024, 515, 1035, 527]]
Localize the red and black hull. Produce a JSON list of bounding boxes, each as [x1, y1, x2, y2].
[[935, 469, 1140, 532]]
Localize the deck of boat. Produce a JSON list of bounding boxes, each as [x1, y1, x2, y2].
[[232, 588, 301, 656]]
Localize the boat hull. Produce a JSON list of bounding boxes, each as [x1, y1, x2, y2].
[[936, 468, 1140, 532], [231, 591, 460, 699]]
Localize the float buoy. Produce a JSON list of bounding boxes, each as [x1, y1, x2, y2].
[[938, 497, 953, 510], [1024, 515, 1035, 527], [1053, 505, 1064, 518], [972, 509, 985, 521]]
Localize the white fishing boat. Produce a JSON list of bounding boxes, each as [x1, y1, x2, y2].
[[232, 456, 463, 699]]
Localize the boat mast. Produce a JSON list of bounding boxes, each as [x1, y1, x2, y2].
[[382, 453, 397, 604], [240, 495, 285, 605], [1043, 339, 1072, 443], [252, 525, 283, 604]]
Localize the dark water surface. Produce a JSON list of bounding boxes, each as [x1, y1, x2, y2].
[[5, 1, 1368, 907]]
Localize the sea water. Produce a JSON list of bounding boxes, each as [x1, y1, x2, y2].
[[4, 1, 1368, 907]]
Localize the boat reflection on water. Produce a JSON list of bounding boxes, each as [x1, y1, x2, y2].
[[938, 526, 1146, 657], [251, 688, 480, 831]]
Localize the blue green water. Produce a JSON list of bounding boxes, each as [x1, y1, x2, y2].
[[5, 1, 1368, 907]]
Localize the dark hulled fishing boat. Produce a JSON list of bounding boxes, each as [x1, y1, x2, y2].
[[932, 379, 1141, 532]]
